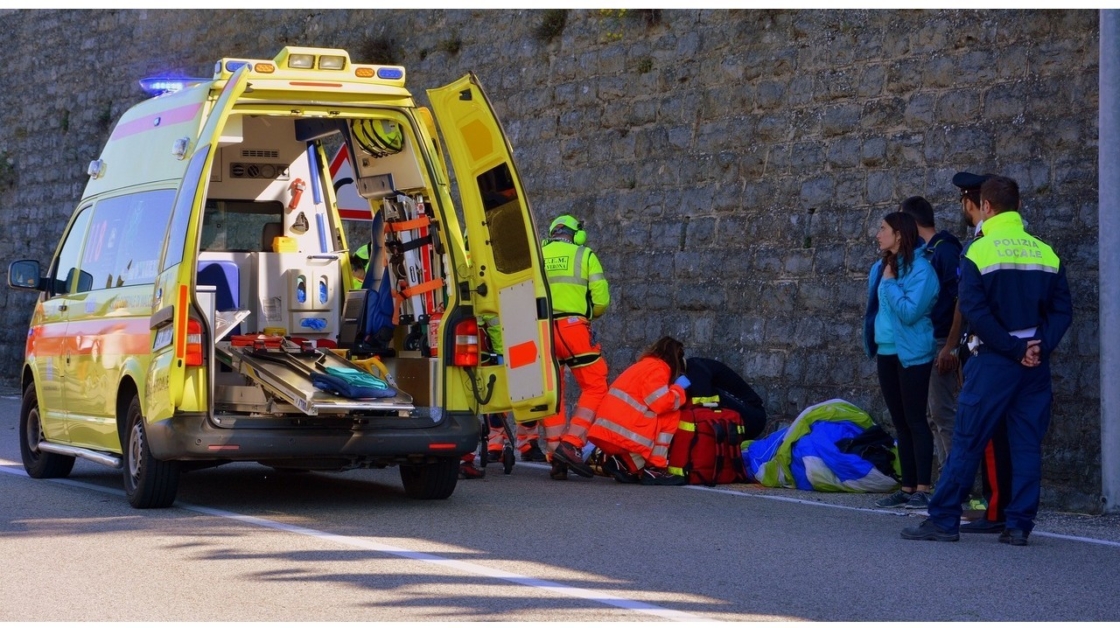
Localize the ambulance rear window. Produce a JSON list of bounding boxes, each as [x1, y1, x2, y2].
[[201, 200, 284, 252]]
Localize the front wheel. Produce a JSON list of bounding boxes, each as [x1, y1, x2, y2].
[[123, 396, 180, 508], [399, 458, 458, 500], [19, 385, 75, 479]]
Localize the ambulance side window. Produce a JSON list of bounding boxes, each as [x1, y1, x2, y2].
[[476, 163, 530, 275], [52, 207, 93, 296], [80, 190, 176, 291], [163, 146, 210, 271]]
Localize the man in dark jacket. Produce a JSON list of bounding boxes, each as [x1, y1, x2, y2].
[[684, 357, 767, 440]]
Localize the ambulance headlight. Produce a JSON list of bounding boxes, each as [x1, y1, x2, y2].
[[288, 54, 315, 69], [318, 55, 345, 70]]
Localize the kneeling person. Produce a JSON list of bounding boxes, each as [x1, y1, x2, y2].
[[585, 336, 691, 486]]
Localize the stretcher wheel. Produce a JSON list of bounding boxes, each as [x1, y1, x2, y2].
[[502, 444, 515, 475]]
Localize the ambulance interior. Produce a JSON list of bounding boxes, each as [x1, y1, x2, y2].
[[196, 112, 443, 416]]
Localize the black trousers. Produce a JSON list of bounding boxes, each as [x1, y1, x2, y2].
[[876, 353, 935, 488]]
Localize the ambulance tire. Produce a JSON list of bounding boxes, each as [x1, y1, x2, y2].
[[399, 457, 458, 500], [123, 395, 180, 509], [19, 385, 75, 479]]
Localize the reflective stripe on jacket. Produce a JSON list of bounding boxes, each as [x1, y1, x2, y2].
[[543, 239, 610, 319]]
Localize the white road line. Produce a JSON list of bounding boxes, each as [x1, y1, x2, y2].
[[525, 461, 1120, 547], [0, 461, 715, 622]]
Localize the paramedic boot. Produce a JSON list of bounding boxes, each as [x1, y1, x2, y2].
[[549, 459, 569, 481], [639, 466, 687, 486], [459, 461, 484, 480], [553, 442, 594, 478], [522, 440, 547, 462], [604, 455, 640, 484]]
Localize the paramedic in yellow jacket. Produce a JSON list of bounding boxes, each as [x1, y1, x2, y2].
[[541, 214, 611, 480]]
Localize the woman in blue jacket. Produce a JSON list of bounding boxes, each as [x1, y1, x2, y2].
[[863, 211, 940, 509]]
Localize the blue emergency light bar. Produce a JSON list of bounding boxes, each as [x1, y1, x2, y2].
[[139, 77, 208, 96]]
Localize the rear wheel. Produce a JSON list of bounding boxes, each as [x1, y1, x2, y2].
[[19, 385, 75, 479], [399, 458, 458, 499], [123, 396, 180, 508]]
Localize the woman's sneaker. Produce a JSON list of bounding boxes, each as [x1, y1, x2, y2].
[[875, 489, 913, 508], [905, 491, 931, 510]]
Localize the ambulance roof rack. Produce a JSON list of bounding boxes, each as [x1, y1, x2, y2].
[[211, 46, 406, 87]]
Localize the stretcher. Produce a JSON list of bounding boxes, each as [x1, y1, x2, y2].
[[216, 339, 414, 416]]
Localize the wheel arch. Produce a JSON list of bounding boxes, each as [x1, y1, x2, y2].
[[116, 376, 140, 448]]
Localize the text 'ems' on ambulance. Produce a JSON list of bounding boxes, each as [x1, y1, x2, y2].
[[7, 47, 559, 508]]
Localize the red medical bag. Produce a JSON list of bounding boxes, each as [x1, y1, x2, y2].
[[666, 404, 749, 486]]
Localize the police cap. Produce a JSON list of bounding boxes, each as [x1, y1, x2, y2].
[[951, 171, 992, 191]]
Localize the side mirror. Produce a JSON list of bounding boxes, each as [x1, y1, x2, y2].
[[7, 260, 43, 291]]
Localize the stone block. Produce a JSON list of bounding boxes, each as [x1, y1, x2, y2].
[[820, 104, 861, 138]]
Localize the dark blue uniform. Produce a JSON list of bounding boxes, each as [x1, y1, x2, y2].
[[924, 211, 1072, 535]]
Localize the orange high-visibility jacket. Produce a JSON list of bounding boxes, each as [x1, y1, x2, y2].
[[587, 356, 687, 467]]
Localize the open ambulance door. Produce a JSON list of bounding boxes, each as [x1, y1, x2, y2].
[[146, 67, 251, 422], [427, 74, 559, 422]]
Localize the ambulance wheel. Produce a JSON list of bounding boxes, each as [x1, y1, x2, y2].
[[502, 445, 515, 475], [19, 385, 75, 479], [123, 396, 180, 509], [399, 458, 458, 500]]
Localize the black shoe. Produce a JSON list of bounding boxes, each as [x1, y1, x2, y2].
[[639, 466, 687, 486], [521, 441, 547, 462], [553, 442, 595, 478], [999, 528, 1030, 546], [901, 519, 959, 542], [549, 460, 568, 480], [960, 519, 1005, 534], [604, 456, 640, 484], [486, 450, 502, 463]]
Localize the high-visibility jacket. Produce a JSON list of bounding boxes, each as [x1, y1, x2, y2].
[[587, 356, 688, 469], [542, 239, 610, 319], [959, 211, 1071, 361]]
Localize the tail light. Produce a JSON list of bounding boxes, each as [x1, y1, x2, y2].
[[185, 319, 204, 366], [452, 318, 479, 367]]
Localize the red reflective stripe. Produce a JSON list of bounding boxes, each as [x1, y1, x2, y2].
[[507, 340, 537, 369], [984, 440, 1000, 520], [110, 103, 202, 140], [428, 443, 457, 450], [339, 208, 370, 220]]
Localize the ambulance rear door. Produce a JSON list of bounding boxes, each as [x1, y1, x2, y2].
[[146, 67, 251, 421], [427, 73, 558, 421]]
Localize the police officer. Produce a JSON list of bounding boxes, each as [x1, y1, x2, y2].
[[540, 214, 611, 480], [902, 175, 1072, 546], [953, 172, 1013, 534]]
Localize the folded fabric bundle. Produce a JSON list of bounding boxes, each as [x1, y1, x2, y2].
[[312, 366, 397, 399]]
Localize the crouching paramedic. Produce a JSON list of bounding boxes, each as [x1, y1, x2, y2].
[[541, 214, 611, 480], [587, 336, 690, 486]]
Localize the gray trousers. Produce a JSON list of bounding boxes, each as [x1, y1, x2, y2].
[[928, 337, 960, 474]]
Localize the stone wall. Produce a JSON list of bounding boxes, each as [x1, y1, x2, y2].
[[0, 9, 1101, 510]]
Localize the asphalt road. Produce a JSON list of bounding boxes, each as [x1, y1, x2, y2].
[[2, 390, 1119, 622]]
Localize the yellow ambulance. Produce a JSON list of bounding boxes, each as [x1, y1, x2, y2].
[[6, 47, 558, 508]]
